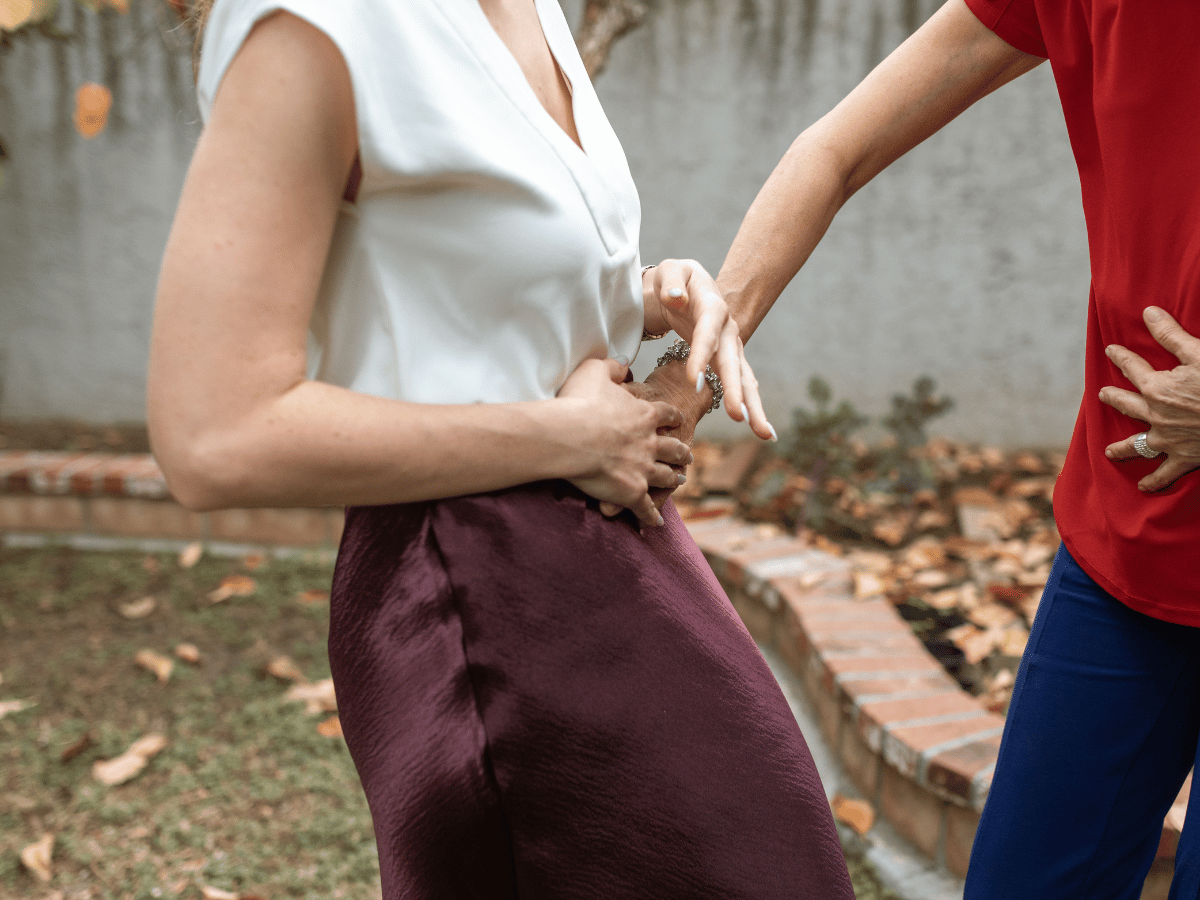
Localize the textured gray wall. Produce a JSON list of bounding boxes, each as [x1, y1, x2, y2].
[[0, 1, 200, 423], [0, 0, 1090, 447], [597, 0, 1090, 446]]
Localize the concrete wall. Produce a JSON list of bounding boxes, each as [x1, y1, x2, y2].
[[0, 0, 1091, 447]]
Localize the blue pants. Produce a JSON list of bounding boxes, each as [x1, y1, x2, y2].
[[964, 546, 1200, 900]]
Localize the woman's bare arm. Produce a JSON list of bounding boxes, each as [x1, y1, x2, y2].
[[150, 12, 686, 524], [717, 0, 1044, 337]]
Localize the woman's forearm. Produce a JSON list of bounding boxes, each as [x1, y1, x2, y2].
[[151, 378, 602, 510], [717, 135, 848, 343], [716, 0, 1042, 343]]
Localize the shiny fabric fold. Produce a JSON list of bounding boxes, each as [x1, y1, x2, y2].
[[328, 481, 853, 899]]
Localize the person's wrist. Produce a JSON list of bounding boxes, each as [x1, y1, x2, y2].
[[646, 360, 710, 431]]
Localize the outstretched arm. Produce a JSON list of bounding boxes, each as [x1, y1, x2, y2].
[[718, 0, 1043, 339], [634, 0, 1042, 476], [150, 12, 687, 525]]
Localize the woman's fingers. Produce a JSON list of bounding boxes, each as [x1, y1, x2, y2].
[[739, 355, 777, 441], [655, 435, 692, 467], [714, 320, 745, 419], [652, 401, 683, 431], [629, 491, 665, 527], [647, 462, 682, 490]]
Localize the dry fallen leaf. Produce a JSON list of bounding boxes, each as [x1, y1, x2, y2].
[[317, 715, 343, 738], [0, 698, 35, 719], [20, 833, 53, 883], [60, 731, 95, 763], [242, 552, 267, 571], [831, 794, 875, 835], [178, 542, 203, 569], [0, 0, 34, 31], [92, 733, 167, 786], [199, 887, 239, 900], [208, 574, 257, 604], [74, 82, 113, 139], [852, 571, 886, 599], [296, 588, 330, 606], [283, 678, 337, 714], [118, 596, 157, 620], [265, 655, 306, 683], [910, 569, 951, 589], [134, 649, 174, 683], [175, 643, 202, 665]]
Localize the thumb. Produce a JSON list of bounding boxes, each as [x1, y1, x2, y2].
[[604, 357, 630, 383]]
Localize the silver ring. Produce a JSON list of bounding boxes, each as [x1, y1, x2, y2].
[[1133, 432, 1163, 459]]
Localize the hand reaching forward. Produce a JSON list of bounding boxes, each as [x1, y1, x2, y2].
[[1100, 306, 1200, 492], [556, 358, 691, 526], [642, 259, 777, 442]]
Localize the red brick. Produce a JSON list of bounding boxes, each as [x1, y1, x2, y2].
[[66, 455, 119, 495], [944, 802, 980, 878], [883, 714, 1006, 780], [822, 653, 943, 679], [729, 591, 776, 645], [700, 439, 762, 494], [0, 451, 65, 492], [120, 456, 169, 499], [839, 717, 881, 798], [812, 630, 925, 658], [774, 608, 812, 676], [839, 673, 960, 709], [0, 495, 86, 532], [926, 735, 1002, 807], [100, 455, 154, 496], [688, 521, 757, 556], [87, 498, 204, 541], [858, 692, 985, 753], [27, 452, 93, 494], [207, 507, 335, 546], [880, 762, 945, 863]]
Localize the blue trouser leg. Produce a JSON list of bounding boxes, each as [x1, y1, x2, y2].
[[964, 546, 1200, 900]]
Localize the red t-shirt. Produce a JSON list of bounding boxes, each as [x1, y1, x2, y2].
[[964, 0, 1200, 625]]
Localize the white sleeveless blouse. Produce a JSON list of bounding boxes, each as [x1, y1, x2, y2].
[[197, 0, 645, 404]]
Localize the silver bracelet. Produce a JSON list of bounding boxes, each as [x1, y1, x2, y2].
[[640, 265, 669, 341], [655, 339, 723, 413]]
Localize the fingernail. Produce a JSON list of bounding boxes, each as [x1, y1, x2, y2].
[[677, 472, 687, 485], [1145, 306, 1164, 321], [687, 452, 695, 465], [656, 511, 665, 526], [668, 288, 684, 299], [1105, 345, 1115, 357], [1105, 449, 1114, 458], [695, 372, 705, 393], [740, 402, 749, 422], [615, 355, 630, 367], [767, 422, 778, 442]]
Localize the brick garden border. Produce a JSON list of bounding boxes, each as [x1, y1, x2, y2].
[[1, 451, 1187, 892]]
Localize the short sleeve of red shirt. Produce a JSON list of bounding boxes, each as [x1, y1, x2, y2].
[[963, 0, 1048, 57]]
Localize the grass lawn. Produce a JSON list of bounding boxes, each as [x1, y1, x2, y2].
[[0, 545, 897, 899]]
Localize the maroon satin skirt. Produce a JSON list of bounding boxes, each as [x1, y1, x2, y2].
[[328, 481, 853, 899]]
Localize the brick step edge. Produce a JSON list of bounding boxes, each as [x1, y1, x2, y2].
[[683, 515, 1185, 886], [0, 451, 1185, 885], [0, 451, 344, 547]]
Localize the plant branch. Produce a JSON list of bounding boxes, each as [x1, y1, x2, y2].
[[576, 0, 647, 78]]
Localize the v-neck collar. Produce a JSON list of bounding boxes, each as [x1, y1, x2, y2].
[[436, 0, 632, 255], [453, 0, 591, 160]]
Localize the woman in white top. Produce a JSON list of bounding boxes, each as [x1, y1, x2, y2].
[[151, 1, 854, 896]]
